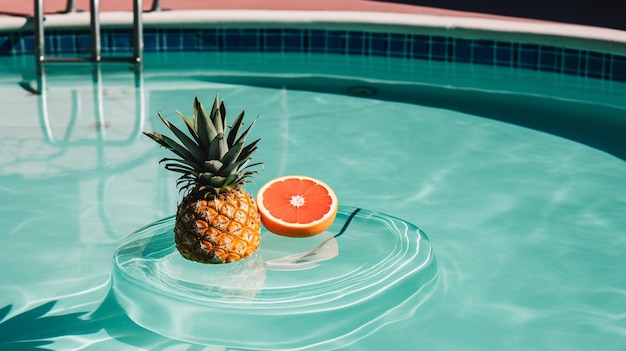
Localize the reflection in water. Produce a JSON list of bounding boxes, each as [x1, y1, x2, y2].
[[266, 208, 360, 271], [0, 64, 173, 349], [265, 235, 339, 270], [24, 64, 148, 240], [35, 63, 145, 146]]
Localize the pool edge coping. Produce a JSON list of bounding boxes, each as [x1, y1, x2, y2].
[[2, 10, 626, 55]]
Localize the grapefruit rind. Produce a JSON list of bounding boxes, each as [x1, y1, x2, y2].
[[256, 175, 338, 238]]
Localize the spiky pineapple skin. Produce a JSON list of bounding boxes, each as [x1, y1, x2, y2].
[[174, 186, 261, 264]]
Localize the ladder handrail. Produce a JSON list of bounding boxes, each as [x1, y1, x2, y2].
[[33, 0, 143, 64], [64, 0, 76, 13], [151, 0, 162, 12], [90, 0, 101, 61], [133, 0, 144, 61]]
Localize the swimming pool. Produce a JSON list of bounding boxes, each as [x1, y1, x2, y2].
[[1, 9, 626, 351]]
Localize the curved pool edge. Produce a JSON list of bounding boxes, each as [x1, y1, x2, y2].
[[2, 9, 625, 55]]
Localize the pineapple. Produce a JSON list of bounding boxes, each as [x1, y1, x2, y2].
[[144, 93, 262, 264]]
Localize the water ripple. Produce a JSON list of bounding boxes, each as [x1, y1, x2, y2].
[[112, 206, 438, 349]]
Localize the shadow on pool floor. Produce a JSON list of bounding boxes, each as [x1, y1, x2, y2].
[[0, 294, 172, 350], [0, 301, 98, 350]]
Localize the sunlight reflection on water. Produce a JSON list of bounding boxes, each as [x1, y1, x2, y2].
[[1, 53, 625, 350]]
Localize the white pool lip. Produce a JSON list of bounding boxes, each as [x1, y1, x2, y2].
[[2, 10, 626, 55]]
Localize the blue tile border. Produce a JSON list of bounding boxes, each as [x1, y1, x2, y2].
[[1, 27, 625, 82]]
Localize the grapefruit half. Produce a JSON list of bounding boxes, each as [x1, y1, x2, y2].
[[256, 175, 338, 237]]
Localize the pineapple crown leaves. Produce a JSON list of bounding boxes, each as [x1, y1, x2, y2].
[[143, 93, 263, 195]]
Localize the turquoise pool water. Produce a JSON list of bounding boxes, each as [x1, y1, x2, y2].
[[1, 51, 626, 350]]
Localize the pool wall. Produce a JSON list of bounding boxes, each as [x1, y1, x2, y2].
[[1, 10, 626, 82]]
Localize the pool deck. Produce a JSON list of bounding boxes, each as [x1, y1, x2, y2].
[[0, 1, 541, 22], [0, 0, 615, 28]]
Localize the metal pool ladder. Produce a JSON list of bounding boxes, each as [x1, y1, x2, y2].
[[31, 1, 147, 190], [33, 0, 143, 63]]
